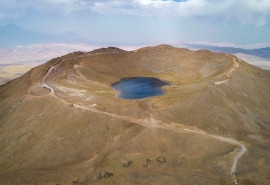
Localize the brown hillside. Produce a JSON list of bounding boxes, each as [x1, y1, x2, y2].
[[0, 45, 270, 185]]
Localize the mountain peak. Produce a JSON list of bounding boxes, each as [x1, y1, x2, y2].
[[90, 46, 126, 54]]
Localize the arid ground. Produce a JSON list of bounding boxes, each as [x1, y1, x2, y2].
[[0, 45, 270, 185]]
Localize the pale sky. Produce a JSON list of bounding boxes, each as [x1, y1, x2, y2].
[[1, 0, 270, 46]]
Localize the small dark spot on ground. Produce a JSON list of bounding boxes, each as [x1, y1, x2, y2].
[[97, 171, 114, 180], [123, 160, 132, 167], [72, 178, 79, 184]]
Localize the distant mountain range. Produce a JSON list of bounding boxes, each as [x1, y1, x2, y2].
[[1, 23, 270, 72], [0, 24, 91, 47], [1, 24, 270, 59], [188, 44, 270, 59], [187, 44, 270, 71]]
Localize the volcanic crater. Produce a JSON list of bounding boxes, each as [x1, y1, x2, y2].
[[0, 45, 270, 185]]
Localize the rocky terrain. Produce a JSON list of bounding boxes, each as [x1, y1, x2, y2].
[[0, 45, 270, 185]]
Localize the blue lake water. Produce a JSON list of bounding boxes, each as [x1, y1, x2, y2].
[[112, 77, 169, 99]]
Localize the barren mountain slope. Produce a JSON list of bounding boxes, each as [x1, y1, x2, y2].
[[0, 45, 270, 185]]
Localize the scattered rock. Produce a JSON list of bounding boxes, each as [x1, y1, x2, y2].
[[146, 158, 151, 163], [97, 174, 102, 180], [157, 157, 166, 163], [97, 171, 114, 180], [143, 164, 148, 167], [104, 172, 113, 178], [123, 160, 132, 167], [72, 178, 79, 184], [178, 157, 186, 165]]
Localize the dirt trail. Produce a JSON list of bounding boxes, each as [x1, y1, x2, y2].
[[42, 56, 79, 97], [41, 53, 246, 182], [41, 52, 122, 97], [215, 57, 239, 85], [76, 103, 247, 177], [183, 128, 247, 175]]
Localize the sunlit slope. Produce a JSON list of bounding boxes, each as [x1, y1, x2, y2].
[[0, 45, 270, 185]]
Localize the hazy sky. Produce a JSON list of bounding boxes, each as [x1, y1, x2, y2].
[[1, 0, 270, 46]]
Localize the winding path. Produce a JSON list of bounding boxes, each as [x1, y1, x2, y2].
[[183, 128, 247, 175], [41, 53, 246, 183], [215, 57, 239, 85], [42, 56, 79, 97]]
